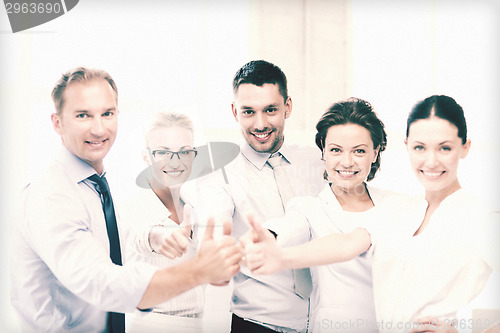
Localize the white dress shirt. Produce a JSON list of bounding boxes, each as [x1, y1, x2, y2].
[[10, 146, 157, 333], [372, 188, 500, 331], [275, 184, 425, 333], [184, 141, 325, 331]]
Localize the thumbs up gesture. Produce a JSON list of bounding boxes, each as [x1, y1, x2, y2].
[[240, 215, 284, 275], [195, 218, 242, 285], [149, 206, 195, 259]]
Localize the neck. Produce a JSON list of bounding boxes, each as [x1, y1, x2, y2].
[[331, 182, 373, 212], [148, 182, 182, 225], [425, 179, 461, 208], [414, 179, 461, 236]]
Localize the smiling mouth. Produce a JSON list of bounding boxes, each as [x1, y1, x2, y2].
[[163, 170, 184, 177], [336, 170, 359, 177], [85, 139, 108, 147], [251, 131, 272, 142], [421, 170, 445, 178]]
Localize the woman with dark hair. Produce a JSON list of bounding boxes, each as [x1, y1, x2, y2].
[[244, 97, 424, 332], [244, 95, 499, 332]]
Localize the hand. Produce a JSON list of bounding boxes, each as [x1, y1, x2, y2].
[[196, 218, 242, 285], [240, 215, 284, 275], [409, 317, 458, 333], [149, 205, 194, 259]]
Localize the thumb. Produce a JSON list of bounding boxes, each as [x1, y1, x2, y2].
[[222, 220, 232, 236], [203, 218, 215, 241], [181, 223, 193, 238], [248, 215, 267, 242]]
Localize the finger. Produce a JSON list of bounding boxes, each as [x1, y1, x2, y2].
[[159, 247, 178, 259], [245, 253, 264, 271], [239, 233, 253, 250], [222, 220, 232, 236], [247, 215, 268, 241], [203, 218, 215, 241], [172, 232, 189, 252], [180, 223, 193, 238], [164, 234, 186, 253]]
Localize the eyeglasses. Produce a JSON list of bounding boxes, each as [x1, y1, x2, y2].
[[151, 148, 198, 161]]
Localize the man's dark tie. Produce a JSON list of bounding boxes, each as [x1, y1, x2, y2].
[[88, 174, 125, 333]]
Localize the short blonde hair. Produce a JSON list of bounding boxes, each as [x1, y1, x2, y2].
[[144, 112, 194, 147], [51, 67, 118, 115]]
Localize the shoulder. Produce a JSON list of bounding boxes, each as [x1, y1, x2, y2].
[[369, 186, 426, 209], [287, 195, 323, 216], [285, 144, 322, 162]]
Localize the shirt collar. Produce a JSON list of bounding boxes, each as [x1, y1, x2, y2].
[[240, 140, 294, 170], [54, 145, 103, 184]]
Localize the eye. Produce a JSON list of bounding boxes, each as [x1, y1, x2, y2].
[[265, 108, 277, 113], [329, 147, 341, 153], [241, 109, 254, 115], [102, 111, 114, 117], [179, 150, 190, 155], [413, 145, 424, 151], [354, 149, 366, 154], [76, 113, 89, 119], [155, 150, 169, 156], [440, 146, 451, 152]]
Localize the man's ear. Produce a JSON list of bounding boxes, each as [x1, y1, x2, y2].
[[284, 97, 292, 119], [51, 113, 63, 135], [231, 103, 239, 121]]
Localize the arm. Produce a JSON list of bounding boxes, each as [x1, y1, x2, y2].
[[137, 218, 242, 309], [242, 216, 371, 274]]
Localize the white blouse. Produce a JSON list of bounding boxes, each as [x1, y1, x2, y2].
[[275, 184, 424, 332], [372, 188, 500, 331]]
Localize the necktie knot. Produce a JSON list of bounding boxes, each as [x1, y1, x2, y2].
[[88, 174, 110, 195], [267, 153, 282, 168]]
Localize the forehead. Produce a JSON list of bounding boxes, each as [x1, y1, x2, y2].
[[407, 117, 459, 141], [147, 126, 194, 148], [61, 79, 117, 112], [325, 123, 373, 145], [234, 83, 284, 105]]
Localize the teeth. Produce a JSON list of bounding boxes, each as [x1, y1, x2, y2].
[[165, 171, 182, 176], [254, 133, 270, 139], [422, 171, 443, 177], [338, 170, 356, 175]]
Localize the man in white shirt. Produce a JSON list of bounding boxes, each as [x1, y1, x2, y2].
[[187, 60, 325, 332], [10, 67, 242, 333]]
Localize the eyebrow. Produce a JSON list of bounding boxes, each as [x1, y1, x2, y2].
[[154, 145, 193, 151], [240, 104, 279, 110], [327, 143, 369, 148]]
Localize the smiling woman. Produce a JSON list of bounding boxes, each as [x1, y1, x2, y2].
[[120, 112, 205, 333]]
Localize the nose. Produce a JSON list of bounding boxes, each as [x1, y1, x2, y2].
[[340, 153, 354, 167], [90, 116, 104, 136], [254, 113, 268, 131], [168, 154, 181, 168], [425, 150, 438, 168]]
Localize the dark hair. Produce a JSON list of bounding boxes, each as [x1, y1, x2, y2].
[[315, 97, 387, 182], [52, 67, 118, 115], [406, 95, 467, 144], [232, 60, 288, 102]]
